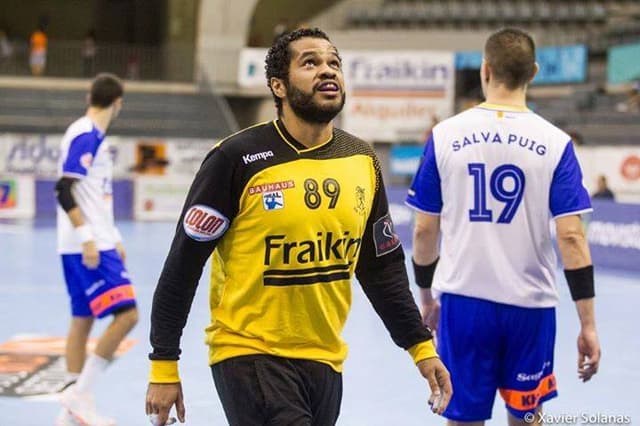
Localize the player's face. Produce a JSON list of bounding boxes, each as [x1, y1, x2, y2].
[[284, 37, 345, 123]]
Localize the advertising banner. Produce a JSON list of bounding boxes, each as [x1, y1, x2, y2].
[[237, 48, 456, 142], [607, 42, 640, 84], [455, 45, 588, 85], [0, 335, 135, 397], [342, 50, 455, 143], [238, 48, 270, 89], [134, 176, 192, 221], [534, 44, 587, 85], [587, 200, 640, 272], [0, 133, 135, 178], [0, 175, 35, 219], [390, 144, 424, 176], [576, 146, 640, 203]]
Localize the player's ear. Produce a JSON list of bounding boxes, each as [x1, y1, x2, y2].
[[270, 77, 287, 101], [529, 62, 540, 84], [480, 59, 490, 84]]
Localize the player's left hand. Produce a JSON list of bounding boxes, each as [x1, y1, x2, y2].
[[115, 241, 127, 263], [417, 357, 452, 415]]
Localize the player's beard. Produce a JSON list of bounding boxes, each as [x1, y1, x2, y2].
[[286, 83, 346, 124]]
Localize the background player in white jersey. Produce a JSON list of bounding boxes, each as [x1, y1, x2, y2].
[[55, 73, 138, 426], [406, 28, 601, 425]]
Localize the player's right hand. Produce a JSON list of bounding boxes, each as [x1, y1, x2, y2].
[[577, 327, 601, 382], [146, 382, 185, 425], [81, 241, 100, 269]]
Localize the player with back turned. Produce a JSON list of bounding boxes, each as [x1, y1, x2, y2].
[[55, 73, 139, 426], [145, 27, 452, 426], [407, 28, 601, 425]]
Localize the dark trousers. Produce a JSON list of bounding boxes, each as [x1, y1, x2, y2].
[[211, 355, 342, 426]]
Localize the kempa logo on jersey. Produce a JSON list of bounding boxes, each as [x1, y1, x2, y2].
[[242, 150, 274, 164], [183, 204, 229, 241], [248, 180, 295, 195], [264, 232, 362, 265]]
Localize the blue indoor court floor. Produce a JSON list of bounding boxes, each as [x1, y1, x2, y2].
[[1, 220, 639, 426]]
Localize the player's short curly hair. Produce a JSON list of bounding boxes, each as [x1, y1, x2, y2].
[[265, 28, 331, 116]]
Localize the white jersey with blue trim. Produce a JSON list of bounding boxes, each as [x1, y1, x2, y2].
[[57, 116, 118, 254], [406, 103, 592, 308]]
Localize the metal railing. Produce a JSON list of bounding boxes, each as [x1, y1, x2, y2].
[[0, 40, 195, 82]]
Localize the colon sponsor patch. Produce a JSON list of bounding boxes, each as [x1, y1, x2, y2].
[[183, 204, 229, 241], [373, 213, 401, 256]]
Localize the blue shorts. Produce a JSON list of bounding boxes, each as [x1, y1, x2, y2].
[[438, 293, 557, 422], [61, 249, 136, 319]]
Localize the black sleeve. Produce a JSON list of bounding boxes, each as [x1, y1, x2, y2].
[[355, 170, 433, 350], [149, 147, 238, 361], [54, 176, 79, 212]]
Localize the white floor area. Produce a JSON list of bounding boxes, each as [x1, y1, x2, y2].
[[1, 221, 638, 425]]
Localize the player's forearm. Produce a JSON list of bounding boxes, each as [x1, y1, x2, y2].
[[412, 212, 440, 266], [556, 217, 592, 269], [150, 233, 215, 361], [148, 232, 212, 385], [575, 298, 596, 330], [66, 206, 87, 228], [150, 260, 202, 360], [412, 224, 439, 265], [55, 177, 86, 228], [357, 250, 433, 350]]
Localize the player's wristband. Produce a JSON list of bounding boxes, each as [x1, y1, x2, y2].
[[564, 265, 595, 301], [149, 360, 181, 383], [412, 257, 439, 289], [76, 224, 95, 244], [408, 340, 438, 364]]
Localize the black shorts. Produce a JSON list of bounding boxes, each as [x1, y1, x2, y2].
[[211, 354, 343, 426]]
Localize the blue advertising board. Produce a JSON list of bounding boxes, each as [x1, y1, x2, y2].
[[586, 200, 640, 272], [455, 45, 587, 85], [390, 145, 424, 176], [607, 42, 640, 84]]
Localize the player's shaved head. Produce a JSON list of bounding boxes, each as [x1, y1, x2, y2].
[[484, 28, 536, 90]]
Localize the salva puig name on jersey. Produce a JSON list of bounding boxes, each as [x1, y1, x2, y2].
[[183, 204, 229, 241], [264, 232, 362, 265], [242, 150, 274, 164], [452, 131, 548, 156]]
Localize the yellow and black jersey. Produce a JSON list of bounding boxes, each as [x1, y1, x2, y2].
[[150, 120, 433, 376]]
